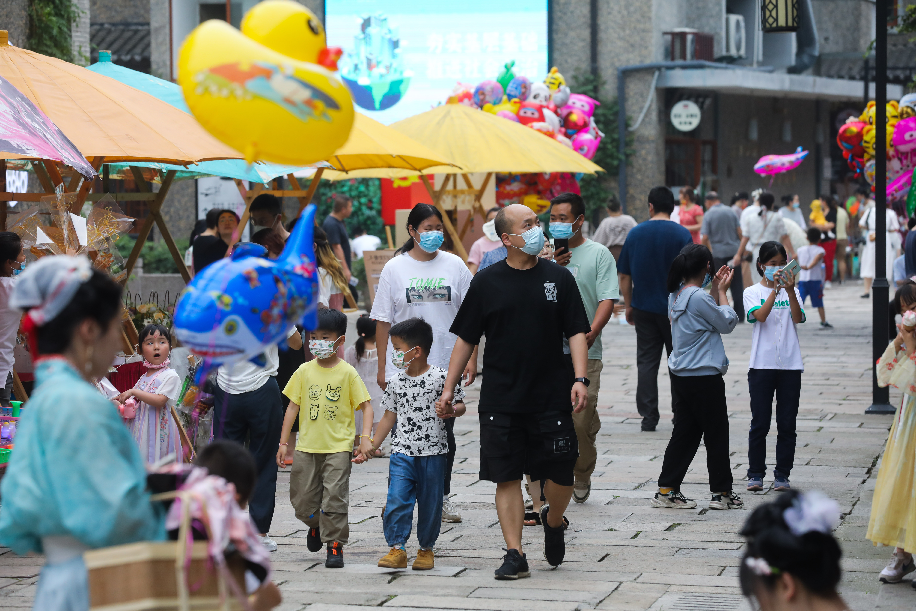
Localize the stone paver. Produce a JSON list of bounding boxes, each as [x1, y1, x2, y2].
[[0, 282, 908, 609]]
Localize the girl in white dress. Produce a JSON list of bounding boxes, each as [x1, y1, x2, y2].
[[119, 324, 183, 464], [346, 315, 386, 455], [859, 200, 901, 298]]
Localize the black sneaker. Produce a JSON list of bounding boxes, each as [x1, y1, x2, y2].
[[494, 548, 530, 580], [540, 505, 566, 567], [820, 321, 834, 330], [326, 541, 344, 568], [307, 526, 322, 552]]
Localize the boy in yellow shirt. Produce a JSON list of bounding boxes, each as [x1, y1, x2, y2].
[[277, 308, 373, 568]]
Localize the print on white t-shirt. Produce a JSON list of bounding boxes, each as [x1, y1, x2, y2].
[[743, 283, 805, 371]]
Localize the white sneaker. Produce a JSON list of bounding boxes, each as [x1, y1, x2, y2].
[[442, 495, 462, 523], [259, 535, 278, 552], [825, 280, 832, 289], [709, 491, 744, 510], [879, 550, 915, 583], [573, 480, 590, 503], [650, 490, 697, 509]]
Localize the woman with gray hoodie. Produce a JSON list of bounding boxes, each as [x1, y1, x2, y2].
[[651, 244, 743, 511]]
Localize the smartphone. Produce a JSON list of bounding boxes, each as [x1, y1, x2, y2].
[[554, 238, 569, 256], [782, 259, 801, 278]]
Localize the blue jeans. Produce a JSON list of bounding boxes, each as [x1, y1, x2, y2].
[[383, 453, 446, 549], [747, 369, 802, 480]]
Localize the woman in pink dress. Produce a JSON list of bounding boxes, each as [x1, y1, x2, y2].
[[679, 187, 705, 244], [119, 324, 183, 464]]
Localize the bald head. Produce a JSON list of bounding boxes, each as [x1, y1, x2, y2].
[[495, 204, 537, 241]]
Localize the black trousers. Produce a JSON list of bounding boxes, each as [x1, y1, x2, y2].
[[444, 417, 456, 496], [713, 256, 745, 321], [657, 373, 732, 493], [747, 369, 802, 480], [212, 377, 284, 534], [632, 308, 673, 429]]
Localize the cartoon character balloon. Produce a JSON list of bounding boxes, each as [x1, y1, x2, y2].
[[496, 61, 517, 91], [551, 85, 571, 109], [178, 1, 354, 164], [473, 80, 504, 108], [563, 94, 600, 120], [893, 117, 916, 169], [544, 67, 566, 91], [572, 132, 602, 160], [528, 82, 551, 106], [517, 101, 545, 126], [836, 121, 867, 160], [173, 204, 320, 377], [506, 76, 531, 101]]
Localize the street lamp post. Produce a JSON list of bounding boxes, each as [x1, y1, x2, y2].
[[867, 0, 894, 415]]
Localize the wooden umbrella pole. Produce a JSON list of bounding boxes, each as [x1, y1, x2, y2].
[[42, 160, 66, 191], [296, 167, 324, 214], [122, 169, 178, 283], [230, 180, 264, 249], [12, 371, 28, 402], [457, 172, 493, 240], [32, 162, 55, 194], [73, 157, 104, 212], [420, 175, 467, 260]]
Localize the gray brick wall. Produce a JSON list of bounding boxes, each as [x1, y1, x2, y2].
[[72, 0, 90, 65], [91, 0, 149, 23], [812, 0, 875, 54], [149, 0, 169, 80], [0, 0, 27, 48]]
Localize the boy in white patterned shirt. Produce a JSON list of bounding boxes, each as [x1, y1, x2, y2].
[[362, 317, 466, 571]]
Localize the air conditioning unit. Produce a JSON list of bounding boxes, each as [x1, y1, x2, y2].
[[725, 14, 746, 58]]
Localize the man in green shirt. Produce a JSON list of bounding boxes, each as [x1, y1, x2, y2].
[[549, 193, 619, 503]]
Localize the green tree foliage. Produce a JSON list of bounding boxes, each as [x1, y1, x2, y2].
[[900, 4, 916, 34], [568, 71, 633, 218], [28, 0, 78, 62], [301, 177, 385, 240], [115, 236, 189, 275]]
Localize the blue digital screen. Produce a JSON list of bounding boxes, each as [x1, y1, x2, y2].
[[325, 0, 549, 124]]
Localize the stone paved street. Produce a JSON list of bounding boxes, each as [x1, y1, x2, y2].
[[0, 282, 912, 610]]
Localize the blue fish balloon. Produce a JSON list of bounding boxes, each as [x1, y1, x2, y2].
[[173, 204, 319, 375]]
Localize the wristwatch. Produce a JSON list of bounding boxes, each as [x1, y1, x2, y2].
[[575, 377, 590, 387]]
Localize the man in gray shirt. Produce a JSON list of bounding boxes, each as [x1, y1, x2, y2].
[[701, 192, 744, 321]]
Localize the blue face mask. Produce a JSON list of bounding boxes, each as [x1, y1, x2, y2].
[[510, 226, 545, 255], [416, 230, 444, 253], [701, 273, 712, 288], [549, 220, 578, 240], [764, 266, 781, 281]]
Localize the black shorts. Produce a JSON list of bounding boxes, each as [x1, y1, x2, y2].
[[478, 411, 578, 486]]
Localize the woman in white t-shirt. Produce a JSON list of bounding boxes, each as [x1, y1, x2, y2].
[[370, 203, 475, 523], [859, 200, 900, 299], [742, 241, 805, 494], [735, 193, 797, 284]]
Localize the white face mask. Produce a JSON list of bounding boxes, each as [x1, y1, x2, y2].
[[309, 338, 338, 359], [482, 219, 499, 242]]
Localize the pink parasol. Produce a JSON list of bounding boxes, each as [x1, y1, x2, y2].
[[0, 74, 95, 178]]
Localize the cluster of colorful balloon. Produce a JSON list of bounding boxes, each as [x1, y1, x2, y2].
[[446, 63, 604, 161], [836, 95, 916, 208]]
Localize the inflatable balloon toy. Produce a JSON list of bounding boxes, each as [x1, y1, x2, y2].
[[506, 76, 531, 101], [753, 146, 809, 186], [542, 108, 561, 134], [497, 61, 517, 92], [901, 93, 916, 120], [173, 204, 320, 379], [562, 93, 600, 122], [893, 117, 916, 170], [836, 121, 867, 160], [473, 80, 504, 108], [517, 101, 545, 127], [572, 131, 602, 160], [497, 110, 520, 122], [888, 168, 912, 202], [864, 158, 876, 185], [563, 109, 589, 134], [178, 0, 355, 165], [862, 125, 877, 159], [555, 134, 572, 148], [483, 96, 521, 116], [447, 82, 474, 106], [551, 85, 571, 109], [544, 67, 566, 91], [860, 101, 900, 149], [522, 194, 551, 215], [529, 82, 551, 106]]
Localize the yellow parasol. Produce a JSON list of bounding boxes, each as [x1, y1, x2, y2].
[[322, 103, 603, 179], [324, 112, 460, 173], [0, 31, 242, 166]]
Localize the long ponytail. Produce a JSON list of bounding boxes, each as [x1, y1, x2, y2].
[[666, 243, 713, 293], [758, 192, 775, 217], [395, 203, 444, 255]]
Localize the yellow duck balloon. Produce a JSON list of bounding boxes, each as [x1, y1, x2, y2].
[[178, 0, 354, 165]]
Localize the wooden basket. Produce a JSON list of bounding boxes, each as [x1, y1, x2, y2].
[[84, 541, 246, 611], [84, 490, 248, 611]]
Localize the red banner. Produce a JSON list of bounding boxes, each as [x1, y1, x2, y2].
[[380, 176, 433, 225]]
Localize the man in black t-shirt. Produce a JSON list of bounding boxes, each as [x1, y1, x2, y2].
[[439, 204, 590, 580], [321, 194, 356, 303], [192, 208, 230, 274]]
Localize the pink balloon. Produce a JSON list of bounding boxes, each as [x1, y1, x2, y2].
[[888, 168, 913, 201], [754, 147, 809, 176]]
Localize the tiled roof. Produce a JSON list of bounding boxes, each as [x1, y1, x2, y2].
[[818, 37, 915, 86], [89, 22, 150, 73]]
